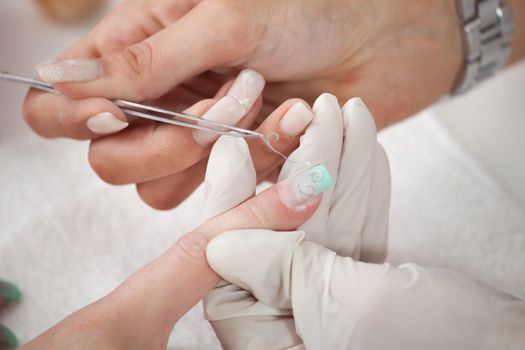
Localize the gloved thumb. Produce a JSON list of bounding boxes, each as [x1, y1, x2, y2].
[[207, 229, 307, 309]]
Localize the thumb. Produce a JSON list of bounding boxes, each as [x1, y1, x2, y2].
[[36, 2, 254, 101]]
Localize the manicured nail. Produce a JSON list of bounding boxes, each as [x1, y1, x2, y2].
[[36, 58, 101, 83], [279, 102, 314, 137], [0, 281, 21, 302], [227, 69, 265, 112], [278, 164, 333, 209], [193, 96, 246, 146], [86, 112, 128, 134], [0, 324, 18, 349]]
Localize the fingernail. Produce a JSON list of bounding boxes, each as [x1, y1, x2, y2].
[[0, 281, 21, 302], [0, 324, 18, 348], [35, 58, 101, 83], [86, 112, 128, 134], [279, 102, 314, 136], [193, 96, 246, 146], [227, 69, 265, 112], [278, 164, 333, 209]]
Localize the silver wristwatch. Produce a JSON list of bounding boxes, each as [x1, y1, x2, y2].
[[453, 0, 514, 94]]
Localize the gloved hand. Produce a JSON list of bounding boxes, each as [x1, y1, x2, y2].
[[201, 93, 391, 349], [206, 99, 525, 349]]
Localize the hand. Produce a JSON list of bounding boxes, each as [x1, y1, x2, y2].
[[23, 0, 462, 208], [19, 133, 332, 350], [201, 93, 390, 349], [206, 99, 525, 350], [0, 281, 21, 349]]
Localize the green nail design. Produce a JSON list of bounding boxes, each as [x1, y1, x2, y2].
[[0, 324, 18, 349], [306, 164, 334, 195], [0, 282, 21, 302]]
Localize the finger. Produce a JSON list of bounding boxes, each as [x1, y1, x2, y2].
[[36, 2, 256, 102], [202, 137, 256, 221], [360, 144, 391, 263], [89, 70, 263, 185], [326, 97, 380, 257], [137, 98, 314, 210], [96, 164, 333, 340], [136, 159, 207, 211], [279, 93, 344, 245], [248, 99, 315, 182], [23, 89, 128, 139]]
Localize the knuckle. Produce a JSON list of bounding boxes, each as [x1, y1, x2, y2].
[[175, 233, 209, 265], [120, 42, 154, 79], [112, 42, 155, 100], [242, 198, 272, 226]]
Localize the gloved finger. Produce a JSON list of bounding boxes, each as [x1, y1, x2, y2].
[[135, 98, 313, 211], [326, 98, 380, 257], [360, 144, 391, 263], [209, 229, 525, 350], [202, 136, 256, 221], [207, 229, 305, 309], [87, 70, 263, 185], [279, 93, 343, 244], [0, 324, 18, 349], [211, 316, 303, 350], [35, 2, 258, 103]]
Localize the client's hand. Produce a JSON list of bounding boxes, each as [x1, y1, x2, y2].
[[19, 138, 331, 350]]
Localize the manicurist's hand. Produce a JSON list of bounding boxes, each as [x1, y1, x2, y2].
[[207, 98, 525, 350], [19, 134, 332, 350], [23, 0, 471, 210]]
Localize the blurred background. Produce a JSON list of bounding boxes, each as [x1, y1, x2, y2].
[[0, 0, 524, 348]]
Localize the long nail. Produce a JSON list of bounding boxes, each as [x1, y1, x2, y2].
[[227, 69, 265, 112], [279, 102, 314, 137], [86, 112, 129, 134], [278, 164, 333, 209], [0, 325, 18, 349], [36, 58, 101, 83], [0, 281, 21, 303], [193, 96, 246, 146]]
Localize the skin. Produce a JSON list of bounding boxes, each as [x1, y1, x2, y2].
[[20, 177, 322, 350], [20, 0, 525, 207], [23, 0, 465, 209]]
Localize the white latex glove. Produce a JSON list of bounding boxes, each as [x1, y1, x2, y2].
[[201, 94, 390, 349], [206, 99, 525, 349]]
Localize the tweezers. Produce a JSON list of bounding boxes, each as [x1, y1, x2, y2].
[[0, 72, 265, 140]]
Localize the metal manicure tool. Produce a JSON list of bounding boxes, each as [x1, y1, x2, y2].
[[0, 72, 266, 140]]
